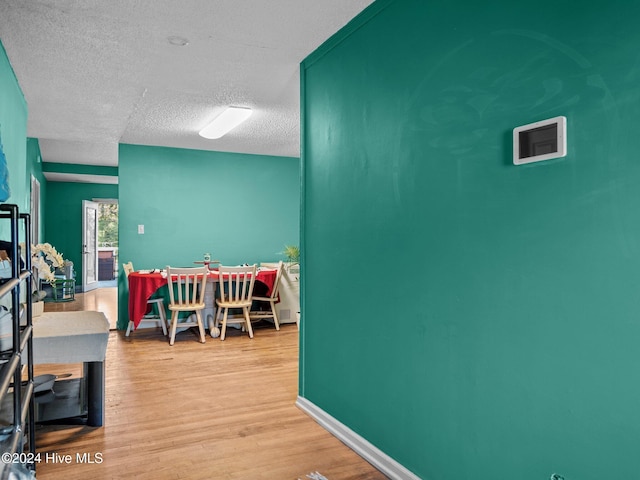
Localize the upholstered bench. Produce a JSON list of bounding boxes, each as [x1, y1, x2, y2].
[[31, 311, 109, 426]]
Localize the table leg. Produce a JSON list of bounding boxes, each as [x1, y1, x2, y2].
[[203, 280, 217, 331], [86, 361, 105, 427]]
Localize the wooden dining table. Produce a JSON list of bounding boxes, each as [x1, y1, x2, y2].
[[127, 268, 277, 330]]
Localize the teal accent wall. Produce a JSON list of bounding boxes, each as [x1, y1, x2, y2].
[[27, 138, 47, 240], [45, 182, 118, 285], [42, 162, 118, 178], [301, 1, 640, 478], [0, 40, 28, 237], [117, 143, 299, 329]]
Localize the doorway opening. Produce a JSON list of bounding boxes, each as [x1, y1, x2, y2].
[[96, 200, 118, 288]]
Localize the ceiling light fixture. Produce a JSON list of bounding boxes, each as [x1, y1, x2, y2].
[[199, 107, 253, 139]]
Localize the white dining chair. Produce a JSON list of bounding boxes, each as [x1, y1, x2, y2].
[[249, 261, 284, 331], [166, 266, 208, 345], [213, 264, 257, 340], [123, 261, 168, 336]]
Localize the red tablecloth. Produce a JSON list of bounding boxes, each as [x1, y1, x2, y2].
[[127, 269, 277, 329]]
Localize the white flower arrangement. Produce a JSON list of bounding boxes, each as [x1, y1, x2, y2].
[[31, 243, 65, 283]]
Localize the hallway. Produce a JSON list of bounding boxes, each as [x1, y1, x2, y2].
[[34, 297, 386, 480], [43, 286, 118, 329]]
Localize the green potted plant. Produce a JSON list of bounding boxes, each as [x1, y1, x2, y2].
[[282, 245, 300, 266]]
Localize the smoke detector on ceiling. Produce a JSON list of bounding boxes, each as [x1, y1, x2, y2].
[[167, 36, 189, 46]]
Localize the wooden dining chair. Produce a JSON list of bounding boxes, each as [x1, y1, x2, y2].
[[123, 261, 168, 337], [249, 261, 283, 331], [166, 266, 208, 346], [213, 264, 257, 340]]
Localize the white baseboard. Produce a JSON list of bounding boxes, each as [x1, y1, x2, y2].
[[296, 396, 420, 480]]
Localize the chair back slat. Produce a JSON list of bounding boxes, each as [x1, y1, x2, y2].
[[190, 275, 198, 304], [177, 274, 184, 304], [166, 266, 208, 308]]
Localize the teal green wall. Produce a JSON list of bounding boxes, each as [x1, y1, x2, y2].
[[118, 143, 299, 329], [0, 40, 29, 237], [301, 1, 640, 478], [42, 162, 118, 178], [27, 138, 47, 240], [45, 182, 118, 284]]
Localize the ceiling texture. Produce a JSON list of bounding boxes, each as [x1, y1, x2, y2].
[[0, 0, 374, 182]]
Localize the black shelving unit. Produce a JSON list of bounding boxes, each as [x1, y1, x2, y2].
[[0, 204, 35, 475]]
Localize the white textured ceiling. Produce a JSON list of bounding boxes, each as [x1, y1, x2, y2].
[[0, 0, 374, 180]]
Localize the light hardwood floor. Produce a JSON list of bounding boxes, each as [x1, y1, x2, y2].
[[34, 291, 387, 480], [43, 287, 118, 329]]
